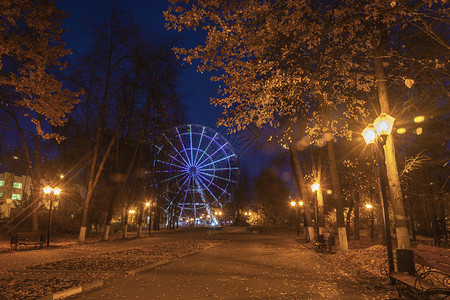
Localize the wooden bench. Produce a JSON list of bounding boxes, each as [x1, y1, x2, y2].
[[388, 244, 449, 298], [10, 232, 46, 250]]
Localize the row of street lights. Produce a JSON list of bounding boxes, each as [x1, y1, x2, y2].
[[289, 113, 395, 273], [290, 183, 320, 239]]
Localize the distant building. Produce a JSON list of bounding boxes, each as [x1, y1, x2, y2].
[[0, 172, 32, 218]]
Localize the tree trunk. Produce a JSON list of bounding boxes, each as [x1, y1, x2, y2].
[[327, 141, 348, 251], [137, 205, 143, 238], [374, 35, 410, 249], [288, 129, 314, 241], [346, 204, 353, 240], [32, 115, 43, 233], [317, 186, 325, 235], [354, 198, 360, 240], [122, 209, 129, 239]]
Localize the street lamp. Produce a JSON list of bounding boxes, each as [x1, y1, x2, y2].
[[43, 185, 61, 247], [365, 203, 374, 240], [311, 183, 320, 239], [146, 202, 153, 236], [362, 113, 395, 273], [290, 200, 303, 237]]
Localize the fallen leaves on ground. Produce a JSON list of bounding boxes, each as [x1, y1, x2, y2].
[[1, 240, 214, 300]]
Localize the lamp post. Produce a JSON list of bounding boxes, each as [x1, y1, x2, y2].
[[366, 203, 374, 240], [43, 185, 61, 247], [146, 202, 152, 236], [290, 200, 303, 237], [311, 183, 320, 239], [362, 113, 395, 273]]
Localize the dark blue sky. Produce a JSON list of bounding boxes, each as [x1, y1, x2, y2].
[[57, 0, 277, 178], [58, 0, 221, 129]]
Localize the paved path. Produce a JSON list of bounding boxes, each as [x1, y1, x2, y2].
[[72, 233, 390, 299]]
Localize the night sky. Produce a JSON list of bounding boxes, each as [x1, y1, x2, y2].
[[57, 0, 276, 178]]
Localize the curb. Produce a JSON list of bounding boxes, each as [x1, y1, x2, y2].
[[39, 280, 104, 300], [126, 249, 204, 276], [126, 258, 171, 276]]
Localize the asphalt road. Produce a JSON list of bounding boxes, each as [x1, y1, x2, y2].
[[71, 232, 389, 299]]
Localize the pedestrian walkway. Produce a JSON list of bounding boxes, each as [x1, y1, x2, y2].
[[0, 229, 394, 299], [71, 232, 391, 299]]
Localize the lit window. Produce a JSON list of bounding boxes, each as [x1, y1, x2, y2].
[[13, 182, 22, 189], [0, 180, 4, 186], [12, 194, 21, 200]]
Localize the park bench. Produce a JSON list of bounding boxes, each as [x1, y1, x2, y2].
[[383, 244, 449, 298], [10, 232, 46, 250], [314, 234, 335, 253]]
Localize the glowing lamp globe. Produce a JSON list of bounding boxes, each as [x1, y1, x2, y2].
[[362, 124, 376, 145], [291, 201, 296, 207], [53, 187, 61, 196], [374, 113, 395, 136], [299, 201, 303, 206], [311, 183, 320, 192], [43, 185, 52, 195], [365, 203, 373, 209]]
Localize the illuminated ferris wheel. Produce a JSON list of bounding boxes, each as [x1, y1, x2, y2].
[[153, 124, 239, 226]]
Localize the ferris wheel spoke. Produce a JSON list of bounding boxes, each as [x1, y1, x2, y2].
[[198, 153, 237, 169], [199, 167, 239, 172], [155, 159, 187, 170], [197, 172, 230, 196], [197, 170, 238, 184], [194, 132, 218, 166], [160, 171, 189, 184], [189, 125, 194, 166], [168, 174, 191, 206], [194, 174, 221, 203], [176, 127, 192, 166], [179, 183, 191, 214], [193, 126, 206, 163], [196, 141, 229, 167], [163, 133, 190, 166]]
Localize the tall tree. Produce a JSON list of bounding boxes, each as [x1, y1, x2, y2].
[[337, 0, 448, 249], [59, 4, 184, 242], [252, 168, 290, 225], [165, 0, 371, 250], [0, 0, 80, 232]]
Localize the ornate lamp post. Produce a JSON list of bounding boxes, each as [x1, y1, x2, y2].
[[43, 185, 61, 247], [290, 200, 303, 237], [362, 113, 395, 273], [311, 183, 320, 239], [365, 203, 374, 240]]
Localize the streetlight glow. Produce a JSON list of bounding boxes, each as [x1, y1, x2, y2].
[[362, 124, 376, 145], [311, 183, 320, 192], [374, 113, 395, 136], [53, 187, 61, 196], [43, 185, 52, 195], [290, 201, 296, 207], [365, 203, 372, 209]]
